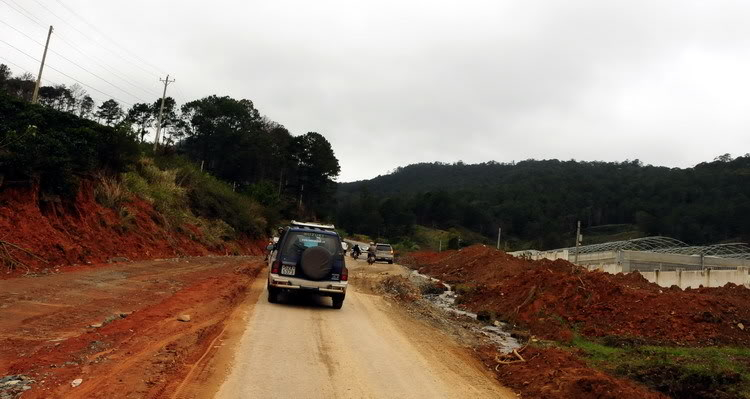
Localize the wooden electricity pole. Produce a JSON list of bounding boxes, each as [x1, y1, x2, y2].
[[32, 25, 54, 104], [153, 75, 175, 150], [574, 220, 582, 264]]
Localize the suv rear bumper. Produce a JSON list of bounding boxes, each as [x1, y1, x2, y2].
[[268, 273, 347, 295], [376, 253, 394, 261]]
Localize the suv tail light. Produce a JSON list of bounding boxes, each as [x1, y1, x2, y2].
[[341, 266, 348, 281], [271, 260, 281, 274]]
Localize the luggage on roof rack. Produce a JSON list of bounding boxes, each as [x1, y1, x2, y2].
[[290, 220, 336, 231]]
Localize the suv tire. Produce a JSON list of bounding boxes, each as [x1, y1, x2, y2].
[[331, 294, 345, 309], [268, 286, 280, 303]]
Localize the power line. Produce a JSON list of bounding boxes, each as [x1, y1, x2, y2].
[[0, 54, 61, 86], [0, 38, 132, 106], [29, 0, 163, 79], [1, 1, 167, 105], [0, 19, 45, 46], [0, 18, 160, 99], [51, 0, 167, 77], [0, 19, 147, 103], [58, 38, 161, 98], [2, 0, 162, 82], [174, 83, 189, 107], [2, 0, 45, 27]]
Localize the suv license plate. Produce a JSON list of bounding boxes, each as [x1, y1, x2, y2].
[[281, 265, 296, 276]]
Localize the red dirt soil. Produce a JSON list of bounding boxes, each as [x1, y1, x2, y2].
[[402, 245, 750, 346], [0, 256, 265, 398], [0, 182, 266, 277]]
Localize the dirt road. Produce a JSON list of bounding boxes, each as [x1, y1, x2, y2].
[[213, 258, 515, 399], [0, 254, 513, 398]]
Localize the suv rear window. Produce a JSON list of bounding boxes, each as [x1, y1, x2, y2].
[[281, 231, 341, 259], [376, 244, 392, 251]]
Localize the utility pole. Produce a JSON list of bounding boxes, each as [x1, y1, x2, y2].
[[496, 227, 502, 250], [32, 25, 54, 104], [153, 75, 175, 151], [298, 184, 304, 209], [574, 220, 582, 264]]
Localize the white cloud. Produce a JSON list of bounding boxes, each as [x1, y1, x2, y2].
[[2, 0, 749, 180]]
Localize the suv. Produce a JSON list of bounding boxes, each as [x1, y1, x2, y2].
[[266, 221, 348, 309], [374, 243, 394, 264]]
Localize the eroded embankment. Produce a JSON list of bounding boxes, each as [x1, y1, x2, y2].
[[402, 246, 750, 346], [0, 182, 265, 276], [0, 256, 265, 399], [400, 245, 750, 399]]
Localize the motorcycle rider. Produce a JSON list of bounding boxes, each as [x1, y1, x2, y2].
[[367, 242, 376, 263], [352, 244, 361, 258]]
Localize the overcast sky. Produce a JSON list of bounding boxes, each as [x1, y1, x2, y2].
[[2, 0, 750, 181]]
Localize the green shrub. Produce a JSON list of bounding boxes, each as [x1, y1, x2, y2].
[[122, 171, 150, 198], [0, 93, 139, 195], [159, 157, 266, 236], [194, 218, 236, 247]]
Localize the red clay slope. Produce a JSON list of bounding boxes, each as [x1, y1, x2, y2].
[[402, 245, 750, 346], [0, 181, 265, 275]]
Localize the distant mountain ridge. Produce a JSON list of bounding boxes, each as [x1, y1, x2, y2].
[[335, 156, 750, 249], [338, 159, 671, 196]]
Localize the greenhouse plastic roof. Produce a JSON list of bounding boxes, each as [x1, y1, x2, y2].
[[564, 237, 750, 260], [651, 243, 750, 259], [567, 236, 687, 255]]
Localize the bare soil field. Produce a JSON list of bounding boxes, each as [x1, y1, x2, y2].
[[0, 256, 264, 398]]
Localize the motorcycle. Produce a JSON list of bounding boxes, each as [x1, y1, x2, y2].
[[367, 253, 375, 265], [351, 250, 360, 260]]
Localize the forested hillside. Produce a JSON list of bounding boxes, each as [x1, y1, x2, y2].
[[0, 63, 339, 223], [336, 157, 750, 249], [0, 63, 340, 270]]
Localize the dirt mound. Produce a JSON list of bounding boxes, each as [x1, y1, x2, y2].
[[476, 346, 667, 399], [403, 245, 750, 346], [0, 182, 265, 276]]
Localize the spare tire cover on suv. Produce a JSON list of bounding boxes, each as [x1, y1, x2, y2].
[[300, 246, 333, 280]]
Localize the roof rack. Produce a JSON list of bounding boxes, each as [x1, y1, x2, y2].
[[290, 220, 336, 231]]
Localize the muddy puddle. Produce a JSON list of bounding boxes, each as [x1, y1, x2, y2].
[[409, 270, 521, 353]]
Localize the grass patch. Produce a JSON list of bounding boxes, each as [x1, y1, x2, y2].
[[123, 158, 189, 228], [121, 156, 266, 238], [410, 225, 490, 252], [154, 156, 266, 237], [94, 176, 130, 210], [569, 336, 750, 399]]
